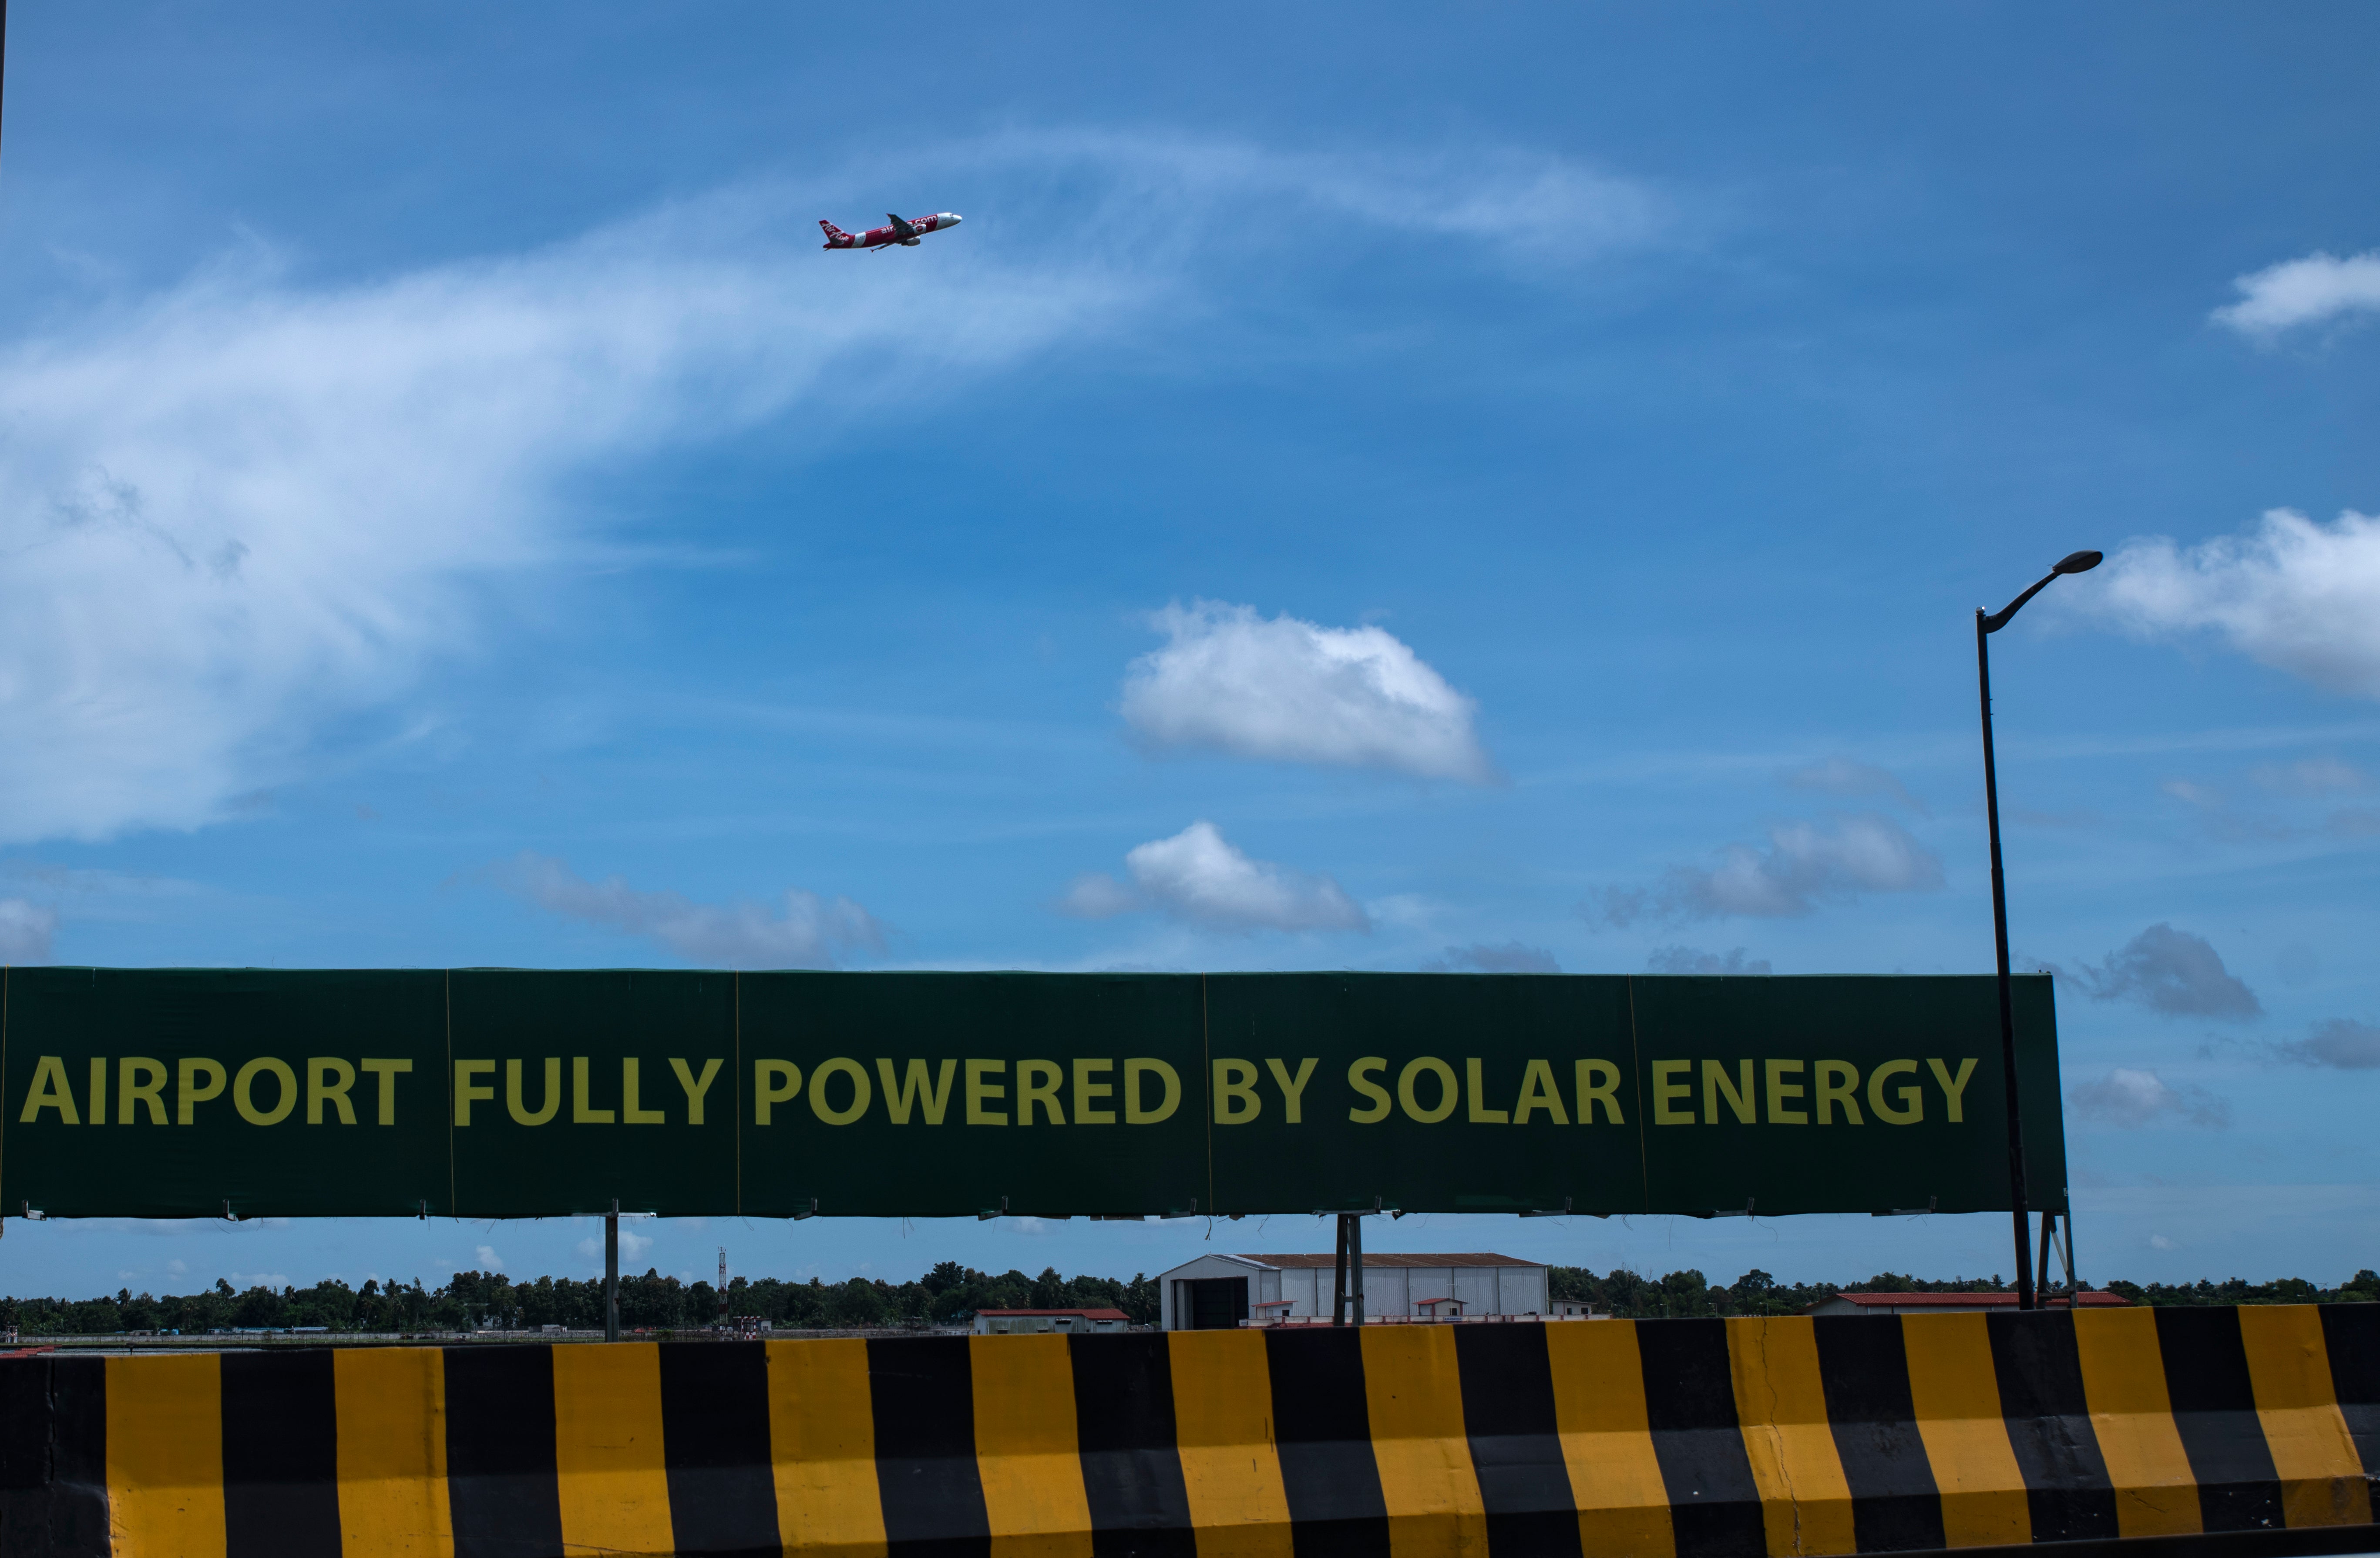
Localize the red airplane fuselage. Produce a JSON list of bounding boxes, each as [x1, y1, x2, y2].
[[820, 212, 964, 250]]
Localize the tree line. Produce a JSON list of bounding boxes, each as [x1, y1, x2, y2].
[[5, 1261, 2373, 1337], [1546, 1266, 2380, 1316], [0, 1261, 1158, 1336]]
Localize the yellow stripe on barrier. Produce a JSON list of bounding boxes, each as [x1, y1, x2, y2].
[[766, 1338, 888, 1558], [551, 1341, 675, 1558], [2071, 1308, 2200, 1538], [1899, 1313, 2030, 1549], [334, 1346, 455, 1558], [1725, 1317, 1857, 1558], [1167, 1330, 1294, 1558], [2238, 1306, 2373, 1529], [1358, 1326, 1489, 1558], [1543, 1319, 1674, 1558], [105, 1352, 226, 1558], [971, 1333, 1096, 1558]]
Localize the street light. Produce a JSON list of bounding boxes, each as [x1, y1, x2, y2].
[[1977, 549, 2099, 1312]]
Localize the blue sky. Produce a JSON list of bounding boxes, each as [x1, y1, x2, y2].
[[4, 2, 2379, 1301]]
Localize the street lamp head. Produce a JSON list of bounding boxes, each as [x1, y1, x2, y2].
[[2052, 550, 2103, 575]]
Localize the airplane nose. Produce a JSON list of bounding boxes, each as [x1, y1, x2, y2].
[[944, 212, 963, 226]]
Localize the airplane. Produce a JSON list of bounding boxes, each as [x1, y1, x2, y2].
[[819, 212, 964, 252]]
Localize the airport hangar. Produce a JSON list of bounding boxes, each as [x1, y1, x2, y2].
[[1153, 1252, 1550, 1330]]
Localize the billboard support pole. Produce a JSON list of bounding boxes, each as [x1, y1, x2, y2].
[[1348, 1211, 1365, 1325], [604, 1199, 619, 1343], [1331, 1215, 1349, 1326]]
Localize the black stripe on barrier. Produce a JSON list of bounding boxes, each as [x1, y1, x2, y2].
[[2152, 1307, 2283, 1533], [659, 1340, 779, 1558], [1812, 1315, 1946, 1555], [1264, 1326, 1390, 1558], [1066, 1332, 1195, 1558], [0, 1358, 53, 1558], [1451, 1323, 1584, 1558], [1637, 1317, 1765, 1558], [48, 1357, 108, 1558], [221, 1349, 342, 1558], [2317, 1304, 2380, 1479], [1986, 1310, 2118, 1543], [867, 1336, 990, 1558], [1930, 1524, 2380, 1558], [444, 1344, 565, 1558]]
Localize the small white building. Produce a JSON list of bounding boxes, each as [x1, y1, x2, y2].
[[972, 1307, 1133, 1336], [1154, 1253, 1550, 1330]]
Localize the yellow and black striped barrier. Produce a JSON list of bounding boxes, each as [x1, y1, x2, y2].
[[2, 1305, 2374, 1558]]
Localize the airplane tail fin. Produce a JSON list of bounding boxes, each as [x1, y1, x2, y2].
[[818, 219, 850, 245]]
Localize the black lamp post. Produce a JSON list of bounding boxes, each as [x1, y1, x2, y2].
[[1977, 549, 2100, 1312]]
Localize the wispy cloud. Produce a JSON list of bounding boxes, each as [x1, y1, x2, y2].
[[1645, 946, 1772, 975], [2273, 1019, 2380, 1071], [1422, 941, 1560, 974], [0, 900, 57, 961], [2250, 758, 2367, 795], [1060, 820, 1367, 933], [487, 851, 885, 967], [967, 129, 1669, 270], [2056, 923, 2261, 1020], [2211, 250, 2380, 339], [1589, 813, 1943, 924], [1121, 601, 1493, 782], [0, 189, 1137, 845], [2085, 510, 2380, 699], [1778, 756, 1924, 813], [2068, 1068, 2229, 1129]]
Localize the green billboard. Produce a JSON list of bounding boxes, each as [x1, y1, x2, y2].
[[0, 968, 2066, 1220]]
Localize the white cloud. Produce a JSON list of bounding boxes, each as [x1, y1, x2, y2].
[[228, 1271, 291, 1289], [474, 1245, 503, 1272], [1061, 820, 1367, 933], [2149, 1233, 2179, 1252], [1121, 602, 1492, 781], [1592, 813, 1943, 924], [489, 851, 885, 967], [577, 1229, 654, 1263], [0, 899, 57, 960], [2211, 250, 2380, 339], [2068, 1068, 2229, 1129], [2088, 510, 2380, 698]]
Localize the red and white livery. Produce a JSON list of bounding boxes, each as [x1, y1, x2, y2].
[[820, 212, 964, 251]]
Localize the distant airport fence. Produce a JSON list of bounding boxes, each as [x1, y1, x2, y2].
[[3, 1304, 2375, 1558]]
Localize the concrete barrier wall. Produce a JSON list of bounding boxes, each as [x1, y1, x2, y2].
[[2, 1305, 2374, 1558]]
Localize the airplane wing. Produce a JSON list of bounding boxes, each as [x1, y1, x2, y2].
[[887, 212, 919, 240]]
